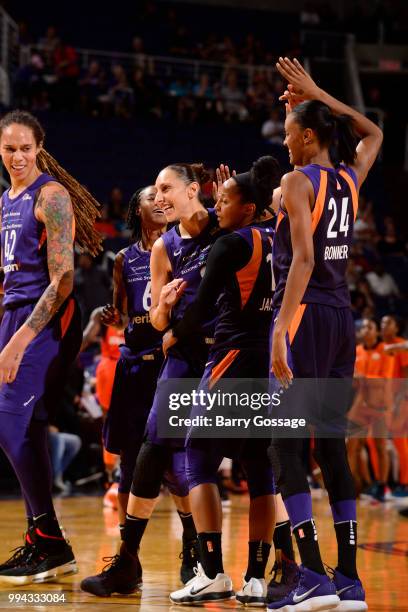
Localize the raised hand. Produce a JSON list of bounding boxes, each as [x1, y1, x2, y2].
[[212, 164, 236, 201], [276, 57, 320, 100]]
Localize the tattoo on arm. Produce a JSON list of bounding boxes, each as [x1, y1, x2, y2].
[[26, 185, 74, 335]]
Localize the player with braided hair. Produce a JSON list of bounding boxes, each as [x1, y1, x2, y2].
[[0, 110, 101, 584]]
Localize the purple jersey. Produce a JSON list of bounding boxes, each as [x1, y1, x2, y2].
[[162, 208, 221, 336], [122, 242, 162, 352], [214, 226, 273, 350], [1, 173, 57, 307], [272, 164, 358, 309]]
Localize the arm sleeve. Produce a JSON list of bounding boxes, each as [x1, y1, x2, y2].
[[172, 233, 252, 340]]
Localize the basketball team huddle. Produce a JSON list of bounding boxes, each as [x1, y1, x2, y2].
[[0, 58, 383, 611]]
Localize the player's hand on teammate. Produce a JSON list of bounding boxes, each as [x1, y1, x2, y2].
[[158, 278, 187, 312], [212, 164, 236, 201], [101, 303, 121, 326], [0, 334, 27, 385], [279, 84, 305, 115], [276, 57, 320, 101], [162, 329, 177, 357], [271, 330, 293, 389]]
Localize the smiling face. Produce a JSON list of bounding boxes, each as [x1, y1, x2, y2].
[[283, 113, 306, 167], [215, 178, 255, 230], [138, 185, 166, 230], [154, 168, 197, 223], [0, 123, 41, 185]]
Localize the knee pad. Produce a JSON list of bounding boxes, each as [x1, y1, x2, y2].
[[130, 442, 168, 498]]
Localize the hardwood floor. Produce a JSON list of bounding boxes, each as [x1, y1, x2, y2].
[[0, 492, 407, 611]]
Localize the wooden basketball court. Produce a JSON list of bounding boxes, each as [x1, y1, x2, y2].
[[0, 493, 407, 611]]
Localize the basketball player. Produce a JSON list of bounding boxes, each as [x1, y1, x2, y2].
[[80, 163, 222, 596], [267, 58, 383, 611], [348, 318, 394, 502], [0, 110, 101, 584], [81, 307, 124, 487], [381, 315, 408, 497], [168, 156, 281, 606]]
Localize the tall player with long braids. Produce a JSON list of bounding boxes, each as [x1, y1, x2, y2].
[[0, 110, 101, 584], [268, 59, 383, 611]]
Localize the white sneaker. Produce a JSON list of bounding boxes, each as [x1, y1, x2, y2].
[[169, 563, 234, 604], [236, 577, 267, 607]]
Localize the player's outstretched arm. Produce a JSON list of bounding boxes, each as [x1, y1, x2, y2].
[[276, 57, 383, 187]]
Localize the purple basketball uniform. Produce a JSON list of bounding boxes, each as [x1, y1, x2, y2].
[[0, 174, 82, 428], [146, 209, 223, 447], [103, 243, 163, 456], [271, 164, 358, 379], [1, 173, 56, 307]]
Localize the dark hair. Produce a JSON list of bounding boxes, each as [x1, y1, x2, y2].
[[234, 156, 281, 215], [126, 186, 149, 243], [291, 100, 357, 167], [383, 314, 404, 336], [0, 110, 102, 255], [165, 163, 211, 204]]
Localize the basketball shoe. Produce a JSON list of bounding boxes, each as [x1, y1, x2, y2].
[[236, 576, 267, 606], [169, 562, 234, 604], [80, 543, 142, 597], [332, 569, 368, 611], [267, 565, 339, 611], [0, 526, 36, 573], [267, 556, 299, 603], [179, 536, 200, 584], [0, 532, 77, 585]]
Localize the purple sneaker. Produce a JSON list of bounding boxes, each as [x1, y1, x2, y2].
[[267, 557, 299, 603], [333, 569, 368, 611], [267, 565, 339, 611]]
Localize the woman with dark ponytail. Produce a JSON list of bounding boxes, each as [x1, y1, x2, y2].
[[165, 156, 282, 606], [267, 59, 383, 612], [0, 110, 101, 584]]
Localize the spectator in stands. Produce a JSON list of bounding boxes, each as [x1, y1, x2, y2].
[[366, 263, 400, 299], [74, 253, 112, 327], [354, 195, 377, 243], [48, 425, 82, 494], [219, 70, 248, 122], [261, 107, 285, 145], [377, 216, 406, 257], [53, 38, 80, 110], [106, 65, 134, 119], [79, 60, 106, 115], [39, 25, 60, 71], [14, 53, 49, 111], [107, 186, 125, 221], [193, 73, 214, 100], [131, 35, 147, 69]]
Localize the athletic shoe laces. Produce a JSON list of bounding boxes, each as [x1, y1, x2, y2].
[[101, 555, 122, 573]]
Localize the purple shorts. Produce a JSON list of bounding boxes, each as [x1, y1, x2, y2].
[[0, 298, 82, 433]]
